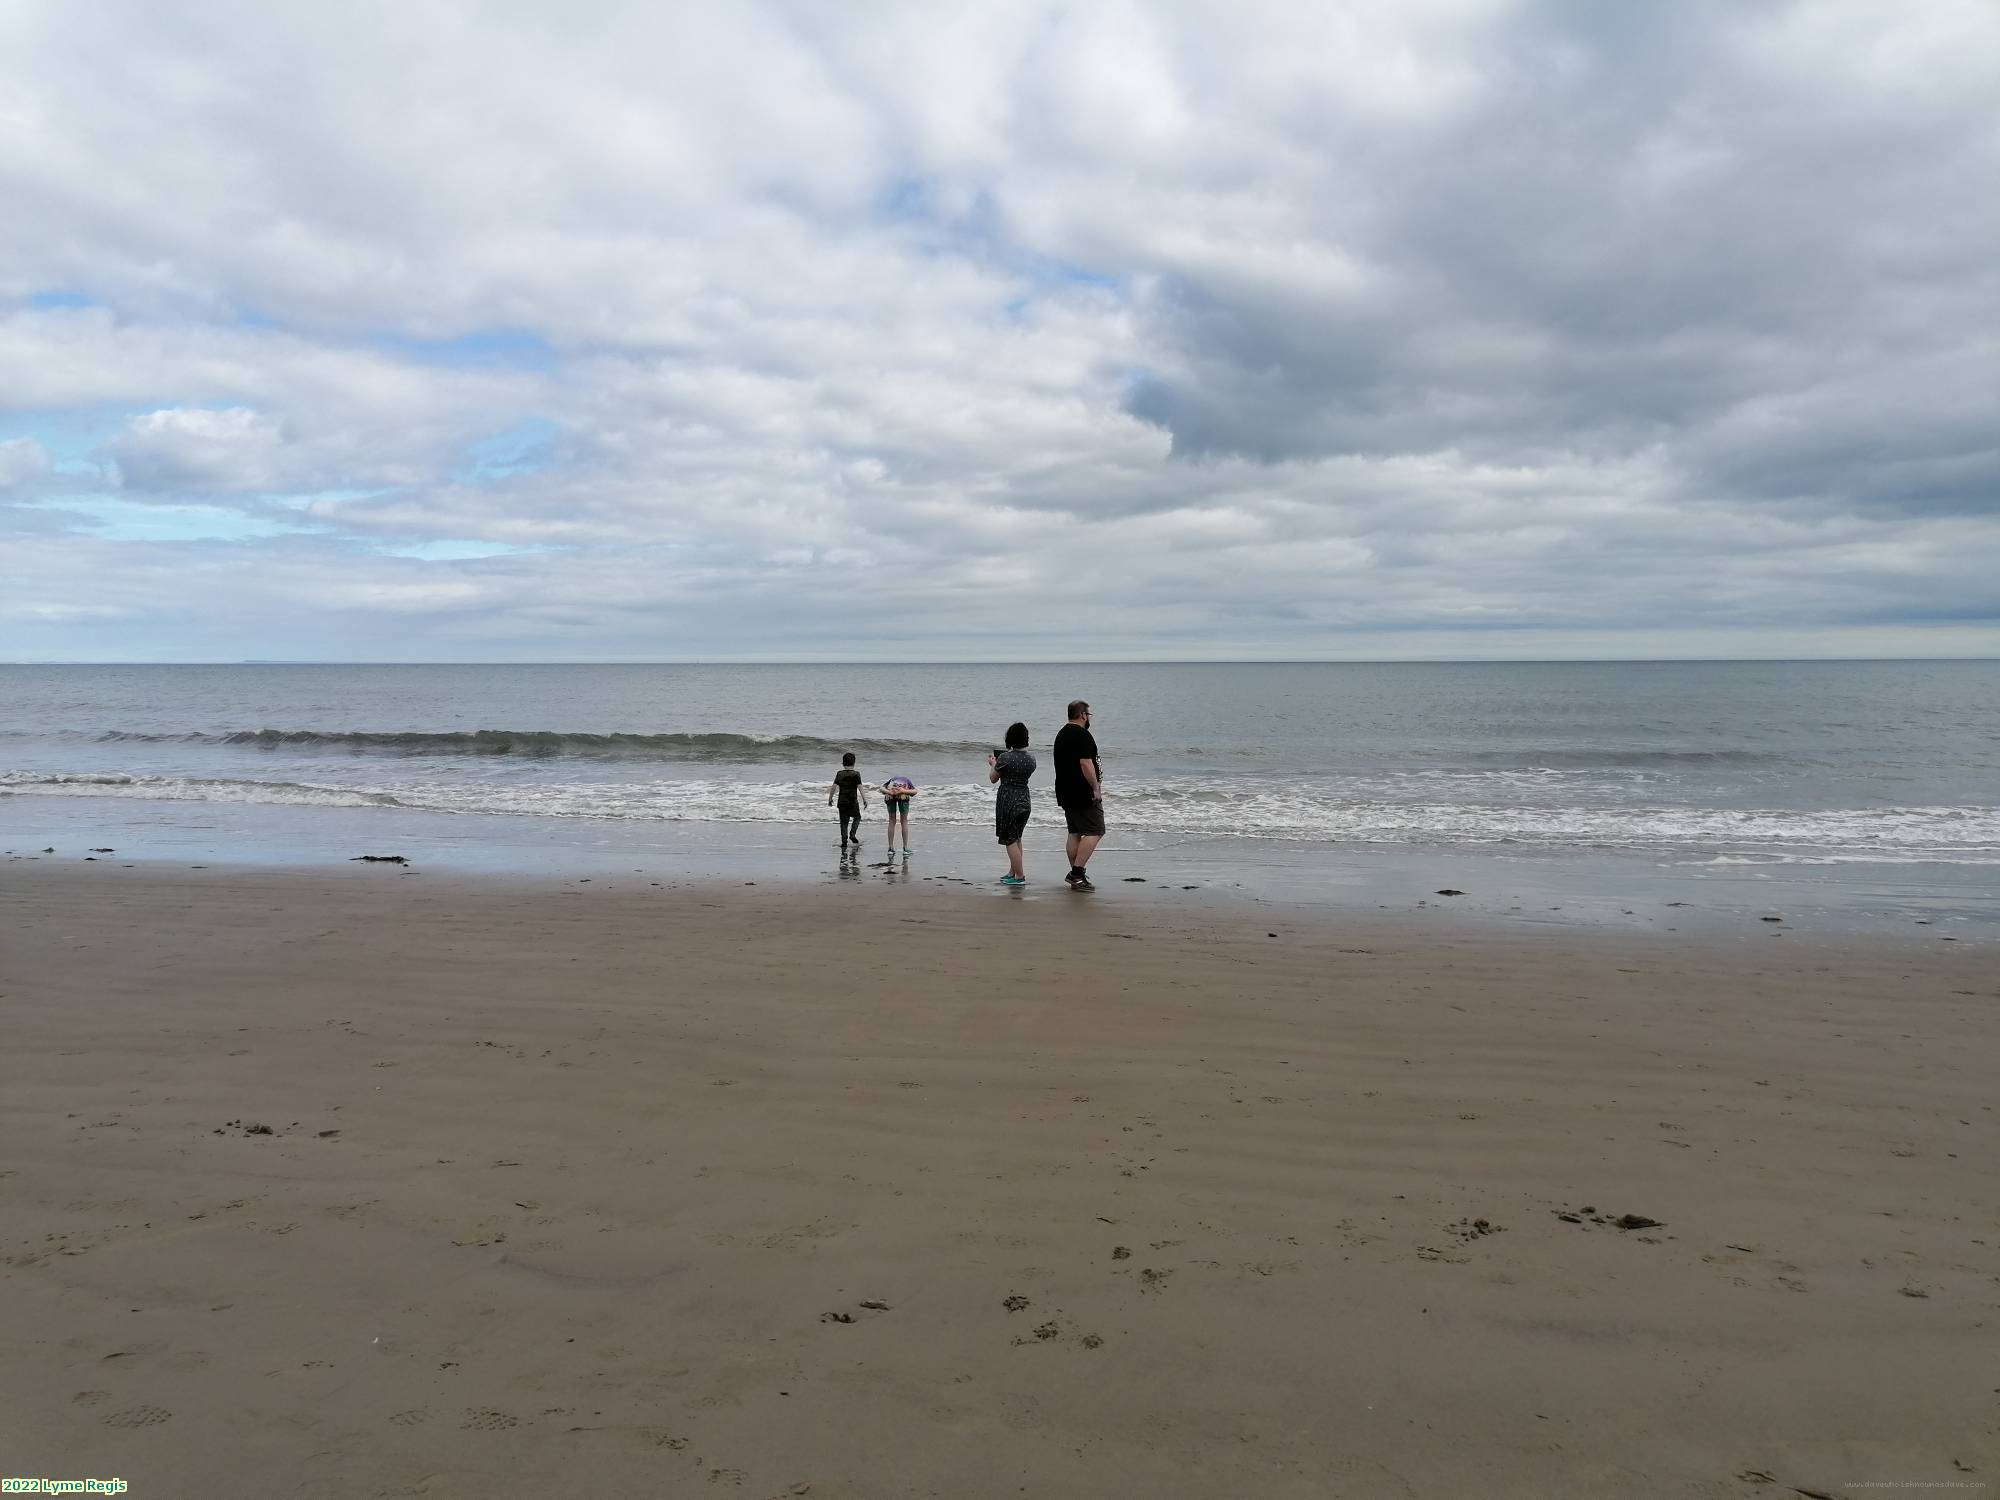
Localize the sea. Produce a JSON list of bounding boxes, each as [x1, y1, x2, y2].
[[4, 661, 1996, 937]]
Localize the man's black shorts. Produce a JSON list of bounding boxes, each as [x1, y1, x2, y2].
[[1061, 800, 1104, 838]]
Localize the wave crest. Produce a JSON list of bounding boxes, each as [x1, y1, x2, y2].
[[1, 770, 405, 809], [95, 728, 996, 761]]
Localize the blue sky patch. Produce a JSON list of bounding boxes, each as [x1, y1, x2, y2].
[[30, 496, 319, 543], [375, 328, 559, 371], [457, 418, 562, 482], [369, 538, 539, 561], [27, 289, 100, 311], [0, 407, 144, 468]]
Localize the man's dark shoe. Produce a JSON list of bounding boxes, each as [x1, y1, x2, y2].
[[1071, 874, 1095, 892]]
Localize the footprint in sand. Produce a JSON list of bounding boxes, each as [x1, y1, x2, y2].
[[72, 1390, 109, 1405], [388, 1409, 432, 1427], [756, 1220, 843, 1252], [103, 1405, 172, 1427], [461, 1408, 519, 1431], [998, 1394, 1047, 1432]]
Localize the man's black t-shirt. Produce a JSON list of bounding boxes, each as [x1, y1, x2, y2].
[[1052, 724, 1099, 807], [833, 767, 862, 808]]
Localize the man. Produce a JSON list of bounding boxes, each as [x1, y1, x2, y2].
[[1052, 699, 1102, 891]]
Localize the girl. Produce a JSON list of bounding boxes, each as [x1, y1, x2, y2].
[[880, 775, 917, 858]]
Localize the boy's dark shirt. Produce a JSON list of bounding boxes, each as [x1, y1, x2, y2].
[[1052, 724, 1098, 807], [833, 767, 862, 808]]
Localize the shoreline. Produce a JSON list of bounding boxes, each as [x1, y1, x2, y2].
[[6, 790, 1996, 945], [3, 862, 1996, 1496]]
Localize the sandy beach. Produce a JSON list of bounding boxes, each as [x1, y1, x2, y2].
[[2, 859, 1994, 1498]]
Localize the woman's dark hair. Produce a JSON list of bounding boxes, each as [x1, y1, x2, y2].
[[1004, 721, 1030, 750], [841, 752, 856, 766]]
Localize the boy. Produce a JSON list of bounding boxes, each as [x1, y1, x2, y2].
[[828, 752, 865, 847]]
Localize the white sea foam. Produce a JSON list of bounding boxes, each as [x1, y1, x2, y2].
[[0, 770, 405, 810], [8, 765, 1997, 862]]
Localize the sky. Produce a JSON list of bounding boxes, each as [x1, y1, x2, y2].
[[2, 0, 1996, 662]]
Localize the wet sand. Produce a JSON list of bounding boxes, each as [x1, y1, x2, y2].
[[2, 861, 1994, 1498]]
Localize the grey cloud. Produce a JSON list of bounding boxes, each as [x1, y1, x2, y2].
[[109, 408, 284, 493], [1091, 1, 1999, 524]]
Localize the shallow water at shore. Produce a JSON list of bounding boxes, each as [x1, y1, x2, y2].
[[7, 789, 1993, 944]]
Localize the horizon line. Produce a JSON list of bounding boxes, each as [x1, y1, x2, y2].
[[5, 656, 1998, 668]]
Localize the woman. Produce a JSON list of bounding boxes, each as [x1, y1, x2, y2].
[[987, 721, 1036, 886]]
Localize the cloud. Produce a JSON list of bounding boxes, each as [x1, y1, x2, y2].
[[109, 407, 284, 493], [1100, 5, 2000, 490], [0, 0, 1995, 660], [0, 436, 51, 492]]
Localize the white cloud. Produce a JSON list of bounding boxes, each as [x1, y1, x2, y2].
[[0, 0, 1995, 659], [0, 436, 50, 492], [109, 407, 284, 493]]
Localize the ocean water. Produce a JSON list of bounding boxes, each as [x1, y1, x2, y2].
[[4, 661, 1997, 930]]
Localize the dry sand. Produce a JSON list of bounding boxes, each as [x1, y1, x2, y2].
[[2, 860, 1995, 1499]]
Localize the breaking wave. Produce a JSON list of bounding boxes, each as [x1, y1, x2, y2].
[[0, 770, 405, 809], [7, 766, 1996, 862], [1457, 747, 1794, 767], [91, 728, 996, 761]]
